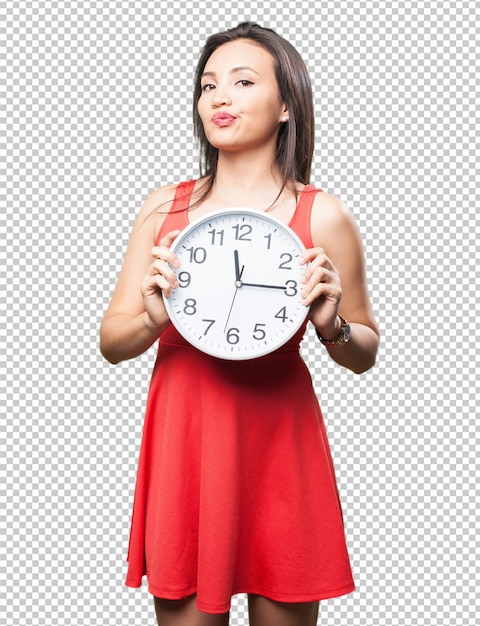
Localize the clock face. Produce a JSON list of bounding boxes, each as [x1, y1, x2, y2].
[[163, 208, 310, 360]]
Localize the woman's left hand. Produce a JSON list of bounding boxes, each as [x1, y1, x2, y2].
[[299, 247, 342, 339]]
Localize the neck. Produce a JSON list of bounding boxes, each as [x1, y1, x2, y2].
[[212, 151, 285, 207]]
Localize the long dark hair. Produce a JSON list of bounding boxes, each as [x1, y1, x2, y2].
[[193, 22, 315, 204], [153, 22, 315, 215]]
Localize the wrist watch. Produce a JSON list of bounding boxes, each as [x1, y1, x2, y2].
[[316, 315, 351, 347]]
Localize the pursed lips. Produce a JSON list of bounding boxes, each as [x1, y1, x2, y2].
[[211, 112, 237, 127]]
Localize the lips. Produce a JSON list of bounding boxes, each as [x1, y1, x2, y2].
[[212, 112, 237, 127]]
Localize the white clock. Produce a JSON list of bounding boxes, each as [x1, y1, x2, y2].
[[163, 208, 310, 360]]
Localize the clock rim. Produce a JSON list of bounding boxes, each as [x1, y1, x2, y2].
[[162, 207, 310, 361]]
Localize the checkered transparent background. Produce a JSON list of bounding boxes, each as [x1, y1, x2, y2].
[[1, 1, 478, 624]]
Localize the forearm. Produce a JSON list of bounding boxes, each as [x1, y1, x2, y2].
[[100, 311, 169, 364], [318, 322, 379, 374]]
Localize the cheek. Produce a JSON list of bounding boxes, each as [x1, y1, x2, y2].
[[252, 92, 284, 123]]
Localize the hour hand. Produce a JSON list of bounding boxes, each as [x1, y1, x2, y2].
[[234, 250, 244, 285]]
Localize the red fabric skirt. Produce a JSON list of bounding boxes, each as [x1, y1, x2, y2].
[[125, 326, 354, 613]]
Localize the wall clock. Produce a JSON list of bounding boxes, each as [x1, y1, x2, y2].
[[163, 208, 310, 360]]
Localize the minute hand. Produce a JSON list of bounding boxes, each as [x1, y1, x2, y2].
[[241, 281, 287, 290]]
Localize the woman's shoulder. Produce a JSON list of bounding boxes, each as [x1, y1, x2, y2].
[[310, 189, 362, 248], [137, 181, 184, 220], [128, 181, 192, 246], [311, 189, 356, 226]]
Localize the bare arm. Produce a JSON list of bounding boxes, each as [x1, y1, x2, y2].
[[299, 192, 379, 374], [99, 184, 180, 364]]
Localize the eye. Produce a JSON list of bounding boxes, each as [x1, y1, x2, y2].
[[237, 79, 254, 87], [201, 83, 216, 92]]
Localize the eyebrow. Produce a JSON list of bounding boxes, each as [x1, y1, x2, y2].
[[201, 66, 260, 79]]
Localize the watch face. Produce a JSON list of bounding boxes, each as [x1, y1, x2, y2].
[[163, 208, 310, 360]]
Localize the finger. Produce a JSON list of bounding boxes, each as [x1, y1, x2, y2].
[[300, 259, 337, 288], [143, 272, 177, 299], [301, 280, 342, 307], [301, 263, 341, 301], [159, 229, 182, 247], [299, 247, 330, 265], [300, 248, 335, 277], [152, 230, 182, 267], [153, 274, 176, 298], [150, 259, 179, 289], [151, 246, 180, 269]]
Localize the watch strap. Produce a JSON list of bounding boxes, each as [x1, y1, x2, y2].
[[316, 315, 350, 347]]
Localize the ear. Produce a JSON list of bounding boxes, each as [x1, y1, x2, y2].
[[279, 106, 289, 123]]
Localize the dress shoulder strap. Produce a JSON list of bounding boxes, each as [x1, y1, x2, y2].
[[155, 180, 196, 245], [289, 185, 323, 249]]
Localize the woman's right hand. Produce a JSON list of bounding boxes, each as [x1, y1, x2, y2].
[[141, 230, 182, 327]]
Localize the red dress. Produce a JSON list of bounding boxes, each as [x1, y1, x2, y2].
[[125, 181, 355, 613]]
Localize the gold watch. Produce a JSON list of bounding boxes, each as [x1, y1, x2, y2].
[[316, 315, 351, 347]]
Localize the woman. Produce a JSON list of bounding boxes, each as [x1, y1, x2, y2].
[[100, 22, 379, 626]]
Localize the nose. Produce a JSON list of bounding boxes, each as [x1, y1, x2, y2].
[[211, 85, 232, 107]]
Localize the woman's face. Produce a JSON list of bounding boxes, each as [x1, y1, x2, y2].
[[197, 39, 287, 155]]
